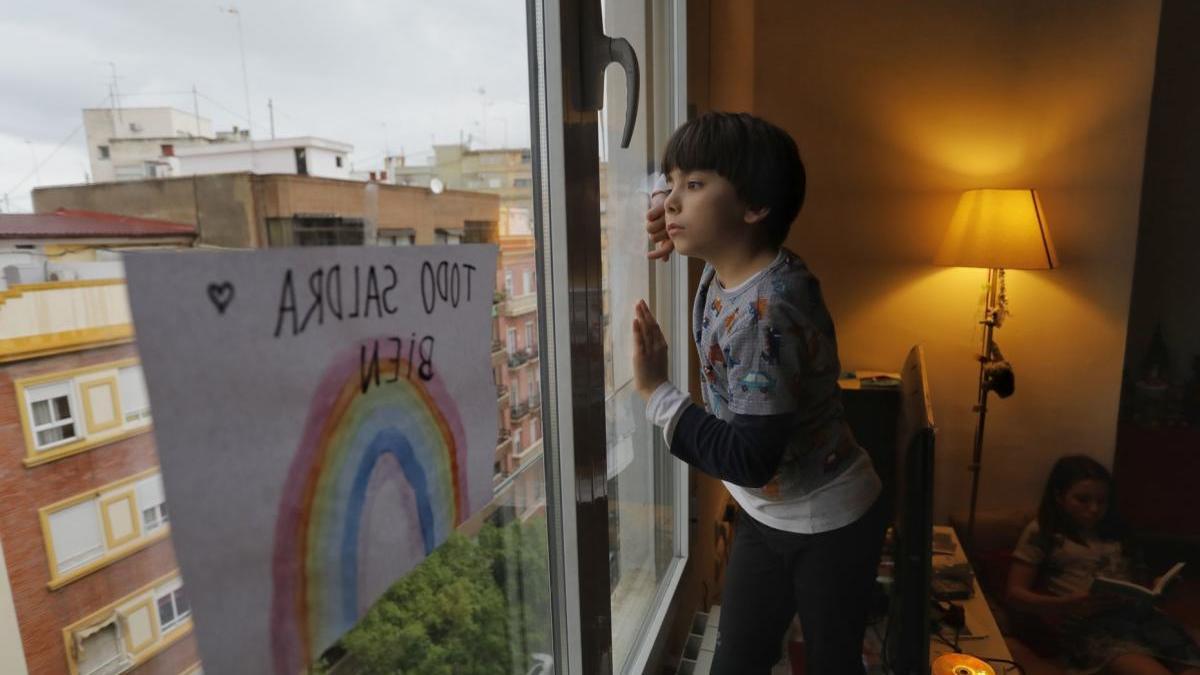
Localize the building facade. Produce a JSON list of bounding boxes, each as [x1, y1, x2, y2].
[[83, 108, 215, 183], [32, 173, 500, 250], [171, 137, 353, 180], [0, 212, 201, 675]]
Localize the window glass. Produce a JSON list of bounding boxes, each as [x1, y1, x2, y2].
[[48, 500, 105, 573], [0, 3, 557, 674]]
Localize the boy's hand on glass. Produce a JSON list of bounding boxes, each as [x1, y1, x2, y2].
[[646, 198, 673, 261], [632, 299, 669, 398]]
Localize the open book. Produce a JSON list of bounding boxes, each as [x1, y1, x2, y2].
[[1092, 562, 1186, 602]]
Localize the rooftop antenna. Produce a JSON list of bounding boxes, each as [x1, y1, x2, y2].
[[192, 84, 202, 137], [94, 60, 123, 130], [221, 6, 255, 169]]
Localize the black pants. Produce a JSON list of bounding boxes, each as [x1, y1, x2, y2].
[[710, 495, 887, 675]]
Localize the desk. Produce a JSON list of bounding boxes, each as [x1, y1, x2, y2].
[[865, 526, 1012, 673], [930, 526, 1012, 664]]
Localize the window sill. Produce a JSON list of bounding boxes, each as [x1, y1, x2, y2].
[[133, 617, 193, 666], [47, 526, 172, 591], [23, 423, 152, 468]]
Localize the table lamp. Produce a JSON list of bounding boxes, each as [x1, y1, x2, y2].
[[934, 189, 1058, 547]]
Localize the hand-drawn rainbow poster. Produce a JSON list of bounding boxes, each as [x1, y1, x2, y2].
[[123, 245, 499, 674]]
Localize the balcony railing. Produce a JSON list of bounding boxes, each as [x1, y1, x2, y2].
[[496, 384, 509, 401], [506, 348, 539, 369], [509, 402, 529, 421], [502, 292, 537, 316]]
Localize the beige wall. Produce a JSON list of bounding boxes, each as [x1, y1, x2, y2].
[[33, 174, 258, 248], [0, 536, 29, 675], [33, 174, 499, 249], [737, 1, 1162, 519]]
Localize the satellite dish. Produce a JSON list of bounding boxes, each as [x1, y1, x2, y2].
[[430, 178, 445, 195]]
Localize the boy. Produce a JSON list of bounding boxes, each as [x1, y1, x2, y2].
[[631, 112, 885, 674]]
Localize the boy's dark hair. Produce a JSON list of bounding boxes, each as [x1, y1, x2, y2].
[[1035, 455, 1126, 550], [660, 111, 806, 248]]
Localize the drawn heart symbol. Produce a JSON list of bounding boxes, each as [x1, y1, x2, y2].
[[207, 282, 235, 315]]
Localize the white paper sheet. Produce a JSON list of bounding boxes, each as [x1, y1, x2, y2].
[[123, 244, 498, 674]]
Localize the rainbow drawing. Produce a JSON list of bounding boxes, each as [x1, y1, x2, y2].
[[270, 340, 470, 674]]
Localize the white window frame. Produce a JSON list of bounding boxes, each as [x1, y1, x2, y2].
[[26, 380, 80, 451], [155, 579, 190, 632], [532, 1, 690, 671], [48, 498, 106, 574], [118, 365, 151, 423], [506, 327, 517, 355], [136, 474, 169, 532], [524, 320, 534, 352], [76, 619, 127, 675], [504, 270, 514, 298], [522, 269, 533, 296]]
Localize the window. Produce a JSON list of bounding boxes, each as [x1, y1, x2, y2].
[[506, 327, 516, 355], [514, 177, 531, 188], [522, 270, 532, 296], [137, 475, 168, 532], [266, 216, 365, 247], [155, 579, 190, 632], [160, 144, 174, 157], [504, 270, 514, 297], [98, 145, 110, 160], [48, 499, 105, 574], [512, 427, 522, 454], [335, 155, 344, 168], [27, 381, 78, 450], [118, 365, 151, 423], [435, 228, 462, 245], [77, 622, 124, 675], [524, 321, 534, 352], [488, 177, 503, 188], [294, 147, 308, 175], [379, 229, 415, 246]]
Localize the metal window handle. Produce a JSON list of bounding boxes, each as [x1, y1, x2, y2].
[[576, 0, 640, 148]]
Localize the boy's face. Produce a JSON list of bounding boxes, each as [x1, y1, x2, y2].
[[663, 168, 765, 259]]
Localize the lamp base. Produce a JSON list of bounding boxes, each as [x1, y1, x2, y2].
[[932, 653, 996, 675]]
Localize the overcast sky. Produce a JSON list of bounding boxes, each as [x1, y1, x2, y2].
[[0, 0, 533, 212]]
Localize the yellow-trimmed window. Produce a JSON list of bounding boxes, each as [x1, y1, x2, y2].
[[64, 571, 192, 675], [41, 469, 170, 588], [15, 358, 152, 466], [25, 380, 80, 450]]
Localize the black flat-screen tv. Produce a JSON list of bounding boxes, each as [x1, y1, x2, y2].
[[886, 345, 936, 674]]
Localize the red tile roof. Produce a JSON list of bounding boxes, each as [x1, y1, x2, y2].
[[0, 209, 196, 240]]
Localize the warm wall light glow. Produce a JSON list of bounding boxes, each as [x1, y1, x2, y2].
[[934, 189, 1059, 270]]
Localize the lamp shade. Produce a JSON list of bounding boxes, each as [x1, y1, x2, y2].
[[934, 189, 1058, 270]]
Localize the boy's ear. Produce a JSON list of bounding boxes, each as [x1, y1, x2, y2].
[[743, 205, 771, 225]]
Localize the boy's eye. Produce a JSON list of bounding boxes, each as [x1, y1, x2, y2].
[[687, 181, 702, 189]]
